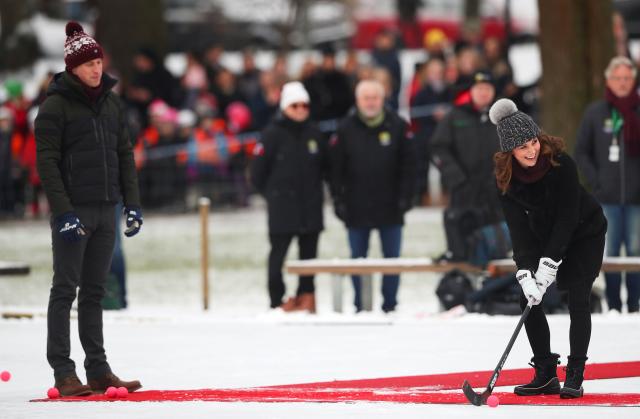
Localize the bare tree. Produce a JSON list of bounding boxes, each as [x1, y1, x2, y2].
[[0, 0, 39, 71], [538, 0, 614, 151], [91, 0, 167, 83]]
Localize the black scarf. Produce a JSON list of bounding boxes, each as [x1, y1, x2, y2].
[[512, 154, 551, 184]]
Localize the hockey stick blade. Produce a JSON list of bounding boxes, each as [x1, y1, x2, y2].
[[461, 303, 533, 406], [462, 380, 487, 406]]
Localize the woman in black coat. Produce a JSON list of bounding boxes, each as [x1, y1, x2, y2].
[[489, 99, 607, 399], [250, 82, 328, 313]]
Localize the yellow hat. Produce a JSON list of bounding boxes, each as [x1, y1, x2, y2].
[[423, 28, 447, 49]]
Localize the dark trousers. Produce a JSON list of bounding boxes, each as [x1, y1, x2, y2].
[[520, 279, 594, 365], [268, 231, 319, 308], [348, 225, 402, 312], [602, 204, 640, 312], [47, 203, 116, 380], [110, 203, 127, 308]]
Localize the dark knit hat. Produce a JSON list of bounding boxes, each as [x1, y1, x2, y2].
[[472, 70, 493, 86], [64, 21, 103, 70], [489, 98, 541, 152]]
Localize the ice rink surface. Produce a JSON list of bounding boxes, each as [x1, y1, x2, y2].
[[1, 206, 639, 418]]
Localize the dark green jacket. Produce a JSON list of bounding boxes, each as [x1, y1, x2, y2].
[[431, 103, 503, 224], [35, 71, 140, 217]]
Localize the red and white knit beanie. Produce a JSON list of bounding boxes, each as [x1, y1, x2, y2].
[[64, 21, 103, 71]]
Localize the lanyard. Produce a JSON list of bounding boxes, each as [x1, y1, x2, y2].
[[611, 109, 624, 142]]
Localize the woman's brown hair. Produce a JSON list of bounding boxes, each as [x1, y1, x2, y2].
[[494, 132, 566, 194]]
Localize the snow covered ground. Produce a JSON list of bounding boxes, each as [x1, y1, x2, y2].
[[1, 204, 639, 418]]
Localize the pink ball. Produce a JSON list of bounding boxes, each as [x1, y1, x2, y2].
[[47, 387, 60, 399], [116, 386, 128, 398], [105, 386, 118, 398], [487, 394, 500, 408], [0, 371, 10, 382]]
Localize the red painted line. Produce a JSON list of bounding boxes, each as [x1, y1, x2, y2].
[[32, 389, 640, 406], [265, 360, 640, 391], [31, 361, 640, 405]]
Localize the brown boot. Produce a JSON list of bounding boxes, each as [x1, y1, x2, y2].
[[295, 293, 316, 313], [88, 372, 142, 394], [279, 297, 298, 312], [55, 374, 92, 397]]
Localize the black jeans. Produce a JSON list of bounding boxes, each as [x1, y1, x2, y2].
[[47, 203, 116, 380], [520, 279, 594, 365], [268, 232, 319, 308]]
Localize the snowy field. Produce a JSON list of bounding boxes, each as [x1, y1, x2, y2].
[[1, 204, 639, 418]]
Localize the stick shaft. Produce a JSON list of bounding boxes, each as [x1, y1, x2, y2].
[[488, 303, 532, 390]]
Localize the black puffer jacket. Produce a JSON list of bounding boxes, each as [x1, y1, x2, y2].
[[499, 153, 607, 288], [330, 109, 415, 228], [35, 72, 140, 217], [251, 115, 328, 234]]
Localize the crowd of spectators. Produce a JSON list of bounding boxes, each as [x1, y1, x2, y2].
[[1, 28, 526, 218]]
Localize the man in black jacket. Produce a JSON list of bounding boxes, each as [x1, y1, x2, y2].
[[431, 71, 504, 261], [36, 22, 142, 396], [251, 81, 328, 313], [330, 79, 415, 313], [575, 56, 640, 314]]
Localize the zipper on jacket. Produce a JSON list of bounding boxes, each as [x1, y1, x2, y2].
[[68, 154, 73, 186], [99, 119, 111, 201], [92, 118, 109, 201], [620, 133, 626, 205]]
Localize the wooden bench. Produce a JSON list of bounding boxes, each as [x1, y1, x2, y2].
[[285, 258, 482, 313], [487, 257, 640, 276], [286, 256, 640, 313], [0, 261, 30, 276]]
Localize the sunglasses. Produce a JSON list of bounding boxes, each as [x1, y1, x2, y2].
[[289, 102, 309, 110]]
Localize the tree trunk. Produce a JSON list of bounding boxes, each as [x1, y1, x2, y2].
[[538, 0, 614, 151], [0, 0, 39, 70], [93, 0, 167, 84]]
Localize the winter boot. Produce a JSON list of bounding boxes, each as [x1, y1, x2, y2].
[[55, 374, 92, 397], [295, 293, 316, 313], [279, 297, 298, 312], [88, 372, 142, 394], [514, 353, 561, 396], [560, 359, 585, 399]]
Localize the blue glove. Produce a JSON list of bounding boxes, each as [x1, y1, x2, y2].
[[55, 212, 86, 243], [124, 206, 143, 237]]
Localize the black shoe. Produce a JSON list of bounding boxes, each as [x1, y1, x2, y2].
[[514, 353, 561, 396], [560, 364, 585, 399]]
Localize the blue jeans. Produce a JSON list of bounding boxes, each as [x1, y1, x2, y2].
[[602, 204, 640, 312], [348, 225, 402, 312]]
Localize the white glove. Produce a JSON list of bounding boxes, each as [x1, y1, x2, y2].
[[516, 269, 543, 305], [535, 257, 561, 292]]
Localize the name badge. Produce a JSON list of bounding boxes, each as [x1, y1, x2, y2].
[[307, 139, 318, 154], [379, 131, 391, 146], [609, 143, 620, 162]]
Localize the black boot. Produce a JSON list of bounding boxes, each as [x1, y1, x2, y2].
[[514, 353, 561, 396], [560, 359, 585, 399]]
